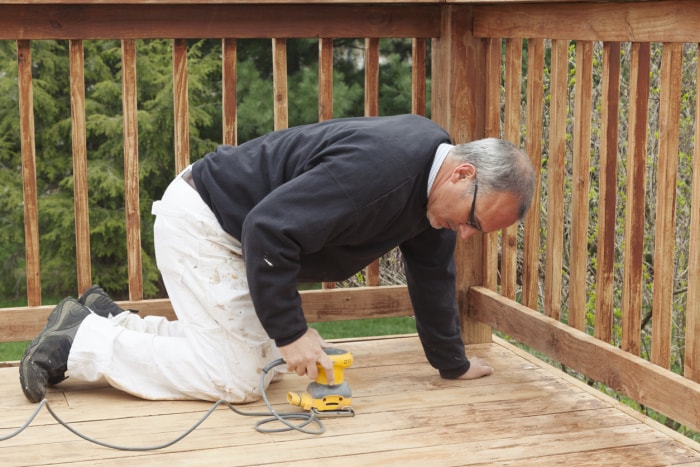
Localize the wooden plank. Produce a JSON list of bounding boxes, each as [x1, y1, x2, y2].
[[69, 40, 92, 295], [470, 285, 700, 434], [363, 37, 379, 118], [318, 37, 337, 290], [410, 37, 426, 116], [318, 38, 333, 122], [0, 4, 442, 40], [621, 42, 650, 356], [482, 37, 501, 292], [473, 1, 700, 42], [121, 39, 143, 301], [222, 38, 237, 146], [594, 41, 621, 344], [543, 39, 567, 321], [363, 37, 380, 287], [172, 39, 190, 175], [0, 286, 414, 343], [272, 38, 288, 131], [3, 336, 700, 465], [521, 38, 545, 310], [569, 40, 593, 332], [501, 37, 522, 301], [686, 43, 700, 382], [17, 40, 42, 307], [650, 42, 683, 369]]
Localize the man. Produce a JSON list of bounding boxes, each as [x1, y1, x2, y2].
[[20, 114, 535, 403]]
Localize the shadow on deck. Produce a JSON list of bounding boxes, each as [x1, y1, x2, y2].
[[1, 335, 699, 466]]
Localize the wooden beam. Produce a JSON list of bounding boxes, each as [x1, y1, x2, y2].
[[0, 286, 414, 343], [473, 1, 700, 42], [469, 286, 700, 434], [0, 4, 441, 40]]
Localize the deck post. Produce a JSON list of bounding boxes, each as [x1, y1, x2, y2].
[[432, 5, 492, 344]]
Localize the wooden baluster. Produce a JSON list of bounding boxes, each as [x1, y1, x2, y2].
[[594, 42, 622, 344], [621, 42, 651, 356], [17, 39, 41, 306], [69, 39, 92, 295], [121, 39, 143, 301]]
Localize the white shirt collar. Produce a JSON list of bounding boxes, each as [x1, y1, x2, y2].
[[427, 143, 454, 196]]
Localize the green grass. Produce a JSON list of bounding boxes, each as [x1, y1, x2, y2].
[[0, 341, 29, 361], [0, 317, 415, 361], [310, 316, 416, 339]]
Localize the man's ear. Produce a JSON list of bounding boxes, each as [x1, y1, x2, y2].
[[453, 163, 476, 181]]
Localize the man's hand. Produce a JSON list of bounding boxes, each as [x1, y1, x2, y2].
[[278, 328, 335, 385], [457, 356, 494, 380]]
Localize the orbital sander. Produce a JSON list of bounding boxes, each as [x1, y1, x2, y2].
[[286, 347, 355, 417]]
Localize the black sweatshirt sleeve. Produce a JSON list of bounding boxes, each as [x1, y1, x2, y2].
[[400, 228, 470, 379]]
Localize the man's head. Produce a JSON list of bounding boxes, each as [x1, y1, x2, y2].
[[426, 138, 535, 239]]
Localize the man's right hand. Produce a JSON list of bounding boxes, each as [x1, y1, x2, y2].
[[278, 328, 335, 385]]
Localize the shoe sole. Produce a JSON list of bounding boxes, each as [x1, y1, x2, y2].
[[19, 298, 88, 402]]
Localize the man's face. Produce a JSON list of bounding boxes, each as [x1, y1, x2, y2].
[[426, 163, 521, 240]]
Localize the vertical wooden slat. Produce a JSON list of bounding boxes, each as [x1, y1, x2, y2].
[[594, 42, 621, 344], [69, 39, 92, 295], [364, 38, 380, 118], [411, 38, 426, 116], [222, 38, 237, 146], [522, 38, 545, 310], [621, 42, 651, 356], [319, 38, 336, 290], [272, 38, 288, 131], [121, 39, 143, 301], [364, 37, 380, 287], [173, 39, 190, 175], [501, 38, 522, 300], [685, 43, 700, 382], [319, 38, 334, 122], [17, 40, 41, 306], [569, 40, 593, 332], [544, 39, 568, 321], [651, 42, 683, 369], [483, 37, 502, 291]]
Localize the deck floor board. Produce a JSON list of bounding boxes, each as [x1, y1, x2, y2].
[[2, 335, 699, 466]]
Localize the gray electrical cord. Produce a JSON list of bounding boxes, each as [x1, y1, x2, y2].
[[1, 358, 326, 450]]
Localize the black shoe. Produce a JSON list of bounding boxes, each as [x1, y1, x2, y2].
[[78, 284, 126, 318], [19, 297, 91, 403]]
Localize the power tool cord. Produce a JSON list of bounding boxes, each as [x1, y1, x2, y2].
[[1, 358, 325, 450]]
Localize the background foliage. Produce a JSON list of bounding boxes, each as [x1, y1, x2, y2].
[[0, 38, 421, 301]]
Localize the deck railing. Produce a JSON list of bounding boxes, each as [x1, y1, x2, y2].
[[1, 0, 700, 435]]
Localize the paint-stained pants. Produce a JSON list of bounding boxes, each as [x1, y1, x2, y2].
[[67, 170, 282, 402]]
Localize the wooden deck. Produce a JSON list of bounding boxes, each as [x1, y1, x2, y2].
[[2, 335, 700, 466]]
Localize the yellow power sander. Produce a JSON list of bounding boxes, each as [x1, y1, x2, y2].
[[286, 347, 355, 417]]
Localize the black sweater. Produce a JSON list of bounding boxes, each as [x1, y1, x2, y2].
[[191, 114, 470, 378]]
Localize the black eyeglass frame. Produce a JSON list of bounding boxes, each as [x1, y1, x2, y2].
[[466, 178, 482, 231]]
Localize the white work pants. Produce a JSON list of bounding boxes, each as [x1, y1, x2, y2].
[[67, 170, 282, 402]]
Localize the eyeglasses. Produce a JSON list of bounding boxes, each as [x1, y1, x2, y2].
[[466, 178, 482, 231]]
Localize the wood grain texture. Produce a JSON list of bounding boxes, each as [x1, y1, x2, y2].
[[69, 40, 92, 295], [470, 286, 700, 434], [2, 335, 699, 465], [621, 42, 650, 356], [17, 40, 42, 307], [521, 38, 545, 310], [473, 1, 700, 42], [121, 39, 143, 301], [0, 4, 441, 40], [594, 41, 621, 344]]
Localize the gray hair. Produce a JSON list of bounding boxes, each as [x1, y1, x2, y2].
[[449, 138, 535, 219]]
